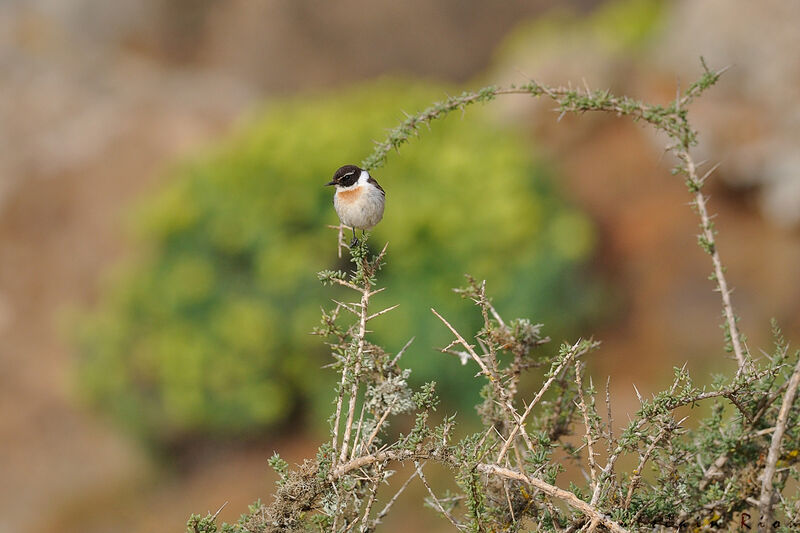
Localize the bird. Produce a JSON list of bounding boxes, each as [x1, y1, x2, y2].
[[326, 164, 385, 246]]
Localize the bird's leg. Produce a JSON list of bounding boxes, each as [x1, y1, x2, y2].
[[350, 227, 358, 247]]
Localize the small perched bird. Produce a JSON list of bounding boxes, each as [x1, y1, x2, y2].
[[326, 164, 385, 245]]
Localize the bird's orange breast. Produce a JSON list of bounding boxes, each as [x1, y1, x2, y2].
[[336, 186, 363, 204]]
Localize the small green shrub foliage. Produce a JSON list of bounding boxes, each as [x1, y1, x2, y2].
[[188, 64, 800, 533], [75, 80, 599, 446]]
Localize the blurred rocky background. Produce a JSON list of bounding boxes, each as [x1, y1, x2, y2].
[[1, 1, 798, 532]]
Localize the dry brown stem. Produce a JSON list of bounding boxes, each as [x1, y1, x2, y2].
[[758, 356, 800, 532]]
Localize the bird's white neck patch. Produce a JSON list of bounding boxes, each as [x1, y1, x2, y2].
[[337, 170, 370, 191]]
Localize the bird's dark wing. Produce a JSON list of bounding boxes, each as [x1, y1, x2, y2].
[[367, 176, 385, 196]]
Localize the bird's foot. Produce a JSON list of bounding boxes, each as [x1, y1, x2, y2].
[[350, 236, 359, 247]]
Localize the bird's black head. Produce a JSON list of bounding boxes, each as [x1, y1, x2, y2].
[[326, 165, 362, 187]]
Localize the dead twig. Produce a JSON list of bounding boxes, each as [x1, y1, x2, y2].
[[758, 355, 800, 532]]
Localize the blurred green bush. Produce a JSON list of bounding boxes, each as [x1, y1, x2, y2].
[[75, 80, 604, 447]]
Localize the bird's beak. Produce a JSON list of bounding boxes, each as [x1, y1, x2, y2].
[[325, 180, 336, 186]]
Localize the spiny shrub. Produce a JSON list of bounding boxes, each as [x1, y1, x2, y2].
[[188, 62, 800, 533]]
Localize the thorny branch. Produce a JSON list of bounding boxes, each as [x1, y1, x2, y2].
[[495, 339, 594, 464], [361, 59, 747, 371]]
